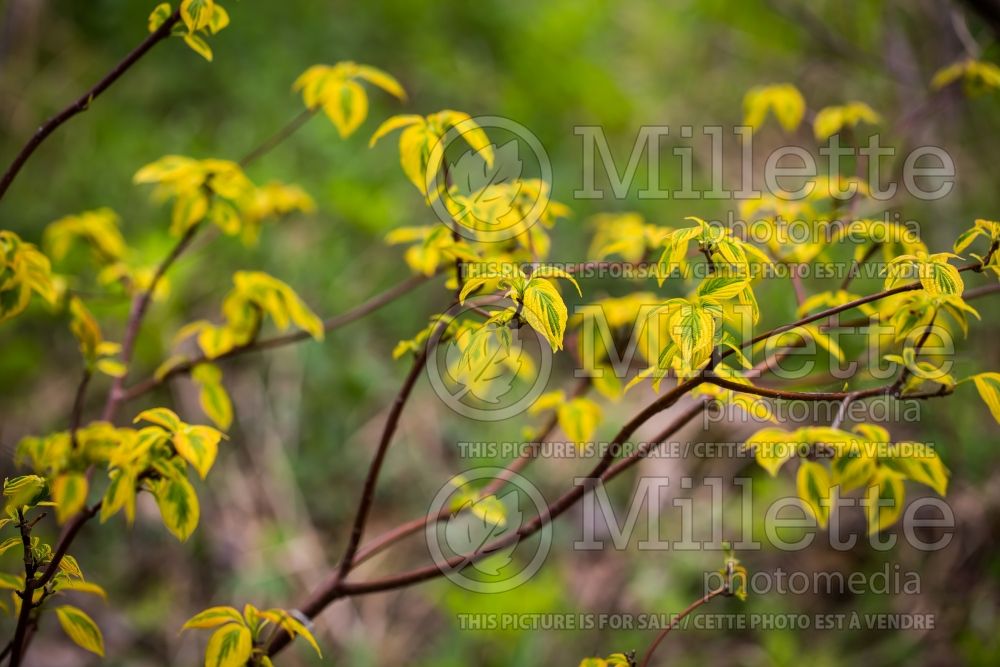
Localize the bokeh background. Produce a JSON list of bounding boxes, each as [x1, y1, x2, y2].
[[1, 0, 999, 665]]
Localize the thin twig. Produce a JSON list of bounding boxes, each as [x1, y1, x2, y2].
[[264, 266, 1000, 654], [120, 272, 433, 402], [333, 327, 440, 583], [68, 370, 92, 449], [0, 11, 182, 203], [10, 511, 37, 667], [267, 392, 709, 657], [727, 259, 985, 361], [831, 390, 865, 430], [101, 222, 202, 421], [888, 311, 938, 397], [839, 242, 882, 291], [639, 586, 727, 667], [239, 108, 317, 167]]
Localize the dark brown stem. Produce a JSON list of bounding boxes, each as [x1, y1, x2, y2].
[[974, 240, 999, 272], [68, 370, 92, 449], [962, 283, 1000, 300], [334, 334, 437, 582], [101, 223, 202, 422], [707, 376, 953, 402], [726, 259, 983, 362], [10, 511, 37, 667], [839, 242, 882, 291], [349, 407, 565, 568], [120, 273, 433, 402], [888, 310, 938, 397], [239, 108, 317, 167], [639, 586, 727, 667], [333, 388, 705, 598], [830, 390, 865, 430], [0, 11, 182, 203], [34, 503, 100, 591], [266, 390, 707, 657]]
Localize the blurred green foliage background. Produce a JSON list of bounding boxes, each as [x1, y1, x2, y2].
[[1, 0, 999, 665]]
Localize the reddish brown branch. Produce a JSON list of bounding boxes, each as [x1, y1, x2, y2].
[[266, 382, 706, 657], [102, 223, 202, 422], [639, 585, 727, 667], [120, 272, 433, 403], [68, 370, 92, 449], [239, 108, 317, 167], [0, 11, 182, 203], [9, 511, 37, 667]]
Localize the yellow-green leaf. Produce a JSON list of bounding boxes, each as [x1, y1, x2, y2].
[[796, 460, 832, 528], [557, 398, 602, 445], [260, 609, 322, 657], [747, 427, 796, 476], [520, 279, 568, 351], [3, 475, 46, 512], [192, 364, 234, 431], [204, 623, 252, 667], [0, 573, 23, 590], [55, 605, 104, 656], [180, 0, 214, 31], [173, 426, 222, 479], [970, 372, 1000, 423], [183, 606, 245, 630], [100, 468, 138, 525], [152, 474, 200, 541], [148, 2, 173, 32], [884, 444, 949, 496], [134, 407, 183, 432], [55, 580, 108, 600], [184, 35, 212, 60], [865, 469, 906, 534], [52, 473, 88, 524]]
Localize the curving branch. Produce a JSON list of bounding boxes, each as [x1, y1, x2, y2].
[[639, 584, 728, 667], [0, 11, 182, 203], [265, 383, 707, 656], [101, 222, 202, 422], [727, 259, 987, 362], [265, 261, 1000, 657], [704, 376, 953, 402], [120, 272, 434, 403], [333, 319, 445, 583], [239, 108, 317, 167]]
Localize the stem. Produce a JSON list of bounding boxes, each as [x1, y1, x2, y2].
[[334, 335, 437, 582], [727, 259, 984, 362], [68, 370, 92, 449], [239, 108, 317, 167], [830, 390, 865, 430], [888, 311, 938, 397], [839, 242, 881, 291], [350, 407, 565, 568], [101, 223, 202, 422], [0, 11, 182, 203], [120, 272, 433, 402], [639, 586, 727, 667], [34, 504, 100, 591], [333, 379, 701, 594], [267, 392, 708, 658], [10, 511, 37, 667]]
